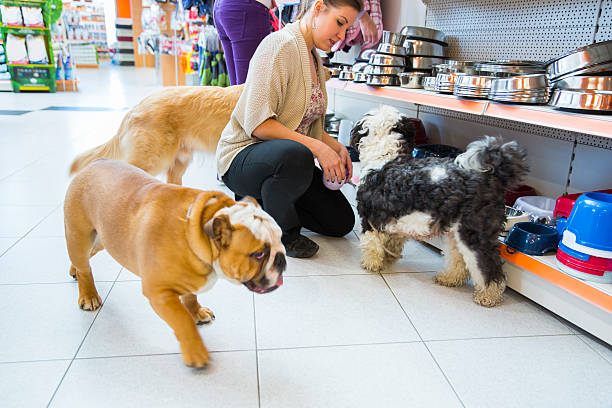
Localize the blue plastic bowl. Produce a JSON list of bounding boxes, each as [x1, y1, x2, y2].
[[504, 222, 559, 256], [412, 144, 462, 159], [565, 192, 612, 253]]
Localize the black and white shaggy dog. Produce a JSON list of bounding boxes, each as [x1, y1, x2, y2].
[[351, 106, 529, 307]]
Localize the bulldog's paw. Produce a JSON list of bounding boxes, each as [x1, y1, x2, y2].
[[78, 293, 102, 311], [181, 341, 210, 369], [194, 307, 215, 325]]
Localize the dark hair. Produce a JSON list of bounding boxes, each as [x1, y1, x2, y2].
[[297, 0, 364, 20]]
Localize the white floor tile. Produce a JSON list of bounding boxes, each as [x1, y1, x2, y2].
[[384, 272, 572, 340], [0, 282, 112, 362], [255, 275, 420, 349], [390, 239, 446, 272], [579, 334, 612, 364], [0, 359, 71, 408], [427, 336, 612, 408], [0, 237, 18, 255], [0, 205, 56, 237], [286, 231, 369, 276], [0, 236, 122, 284], [28, 206, 65, 237], [78, 279, 255, 358], [50, 351, 258, 408], [259, 343, 462, 408]]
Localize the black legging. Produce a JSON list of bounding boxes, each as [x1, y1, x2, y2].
[[222, 139, 355, 244]]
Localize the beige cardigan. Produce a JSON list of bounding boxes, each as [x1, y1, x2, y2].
[[216, 22, 327, 176]]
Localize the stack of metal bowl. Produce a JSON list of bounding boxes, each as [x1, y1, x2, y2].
[[546, 40, 612, 83], [454, 75, 495, 98], [489, 74, 549, 104], [400, 26, 447, 73], [338, 65, 355, 81], [546, 40, 612, 112], [549, 76, 612, 112], [351, 62, 369, 83], [435, 72, 460, 93], [366, 30, 407, 86], [475, 60, 546, 77], [423, 76, 437, 91]]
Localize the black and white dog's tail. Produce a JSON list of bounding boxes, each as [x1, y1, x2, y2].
[[454, 136, 529, 188]]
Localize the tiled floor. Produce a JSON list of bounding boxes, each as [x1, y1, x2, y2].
[[1, 66, 611, 408]]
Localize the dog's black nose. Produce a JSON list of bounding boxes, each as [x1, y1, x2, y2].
[[273, 252, 287, 272]]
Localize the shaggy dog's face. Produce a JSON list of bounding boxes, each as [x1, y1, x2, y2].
[[349, 107, 416, 166]]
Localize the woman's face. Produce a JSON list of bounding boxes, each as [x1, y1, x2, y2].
[[312, 4, 360, 51]]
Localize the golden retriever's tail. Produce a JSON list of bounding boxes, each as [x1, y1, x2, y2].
[[69, 136, 121, 175]]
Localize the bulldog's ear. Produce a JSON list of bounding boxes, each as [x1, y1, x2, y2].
[[204, 214, 233, 248], [240, 196, 260, 208]]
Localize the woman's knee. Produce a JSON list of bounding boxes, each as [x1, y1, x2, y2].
[[327, 204, 356, 237], [272, 140, 314, 180]]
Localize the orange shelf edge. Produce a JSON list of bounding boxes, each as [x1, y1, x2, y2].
[[326, 78, 612, 139], [500, 244, 612, 313]]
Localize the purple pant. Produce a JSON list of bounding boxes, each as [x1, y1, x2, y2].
[[213, 0, 272, 85]]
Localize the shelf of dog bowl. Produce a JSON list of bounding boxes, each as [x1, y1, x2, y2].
[[326, 78, 612, 139]]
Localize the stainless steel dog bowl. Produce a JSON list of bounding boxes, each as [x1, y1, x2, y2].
[[475, 61, 546, 77], [399, 72, 428, 89], [377, 43, 408, 57], [351, 62, 369, 72], [453, 75, 494, 98], [400, 26, 445, 43], [338, 70, 355, 81], [366, 74, 400, 87], [435, 72, 460, 93], [328, 67, 340, 77], [423, 76, 437, 91], [490, 74, 548, 94], [353, 72, 368, 83], [403, 39, 446, 57], [359, 48, 378, 62], [407, 56, 445, 70], [368, 65, 404, 75], [547, 40, 612, 81], [549, 89, 612, 112], [368, 53, 405, 67], [381, 30, 407, 46], [553, 76, 612, 92]]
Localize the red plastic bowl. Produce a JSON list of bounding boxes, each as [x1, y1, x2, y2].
[[554, 189, 612, 218], [504, 184, 537, 207], [556, 248, 612, 276]]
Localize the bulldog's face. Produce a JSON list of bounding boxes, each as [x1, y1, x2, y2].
[[205, 197, 286, 294]]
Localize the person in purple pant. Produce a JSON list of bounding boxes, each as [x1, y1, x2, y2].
[[213, 0, 275, 85]]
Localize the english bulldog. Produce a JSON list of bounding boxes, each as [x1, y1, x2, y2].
[[64, 159, 286, 368]]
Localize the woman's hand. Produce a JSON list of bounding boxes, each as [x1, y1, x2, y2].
[[337, 144, 353, 181], [359, 12, 378, 47], [314, 141, 345, 183]]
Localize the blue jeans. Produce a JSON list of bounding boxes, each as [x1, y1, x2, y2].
[[213, 0, 272, 85]]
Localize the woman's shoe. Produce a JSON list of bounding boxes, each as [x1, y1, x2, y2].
[[285, 234, 319, 258]]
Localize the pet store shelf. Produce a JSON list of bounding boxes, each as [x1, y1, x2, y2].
[[499, 243, 612, 344], [327, 79, 612, 139]]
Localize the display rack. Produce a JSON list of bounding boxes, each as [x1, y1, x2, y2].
[[60, 0, 105, 67], [0, 0, 56, 92], [327, 78, 612, 343], [327, 79, 612, 140], [0, 37, 11, 90]]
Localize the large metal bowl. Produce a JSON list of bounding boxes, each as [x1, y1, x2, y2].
[[490, 74, 548, 93], [367, 65, 404, 75], [553, 76, 612, 91], [353, 72, 368, 83], [366, 74, 400, 87], [338, 71, 355, 81], [368, 53, 405, 67], [400, 26, 445, 43], [546, 40, 612, 81], [549, 89, 612, 112], [407, 56, 445, 70], [403, 39, 446, 57], [381, 30, 407, 46], [399, 72, 428, 89], [475, 62, 546, 77], [351, 62, 369, 72], [377, 43, 408, 57]]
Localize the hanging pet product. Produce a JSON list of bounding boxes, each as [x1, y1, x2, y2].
[[6, 32, 28, 64], [21, 6, 44, 27]]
